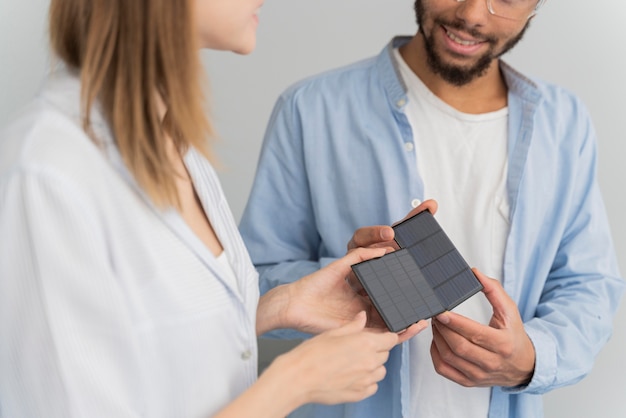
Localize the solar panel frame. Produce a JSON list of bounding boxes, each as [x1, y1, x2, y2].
[[350, 210, 483, 332]]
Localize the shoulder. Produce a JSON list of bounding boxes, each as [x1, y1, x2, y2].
[[0, 85, 117, 218], [502, 61, 589, 117], [1, 67, 114, 179], [0, 99, 104, 181], [534, 79, 588, 119], [502, 62, 598, 161]]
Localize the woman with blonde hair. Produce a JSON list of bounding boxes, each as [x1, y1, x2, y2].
[[0, 0, 428, 417]]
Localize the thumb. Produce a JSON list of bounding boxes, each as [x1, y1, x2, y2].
[[473, 267, 511, 315], [343, 247, 387, 265], [326, 247, 386, 278]]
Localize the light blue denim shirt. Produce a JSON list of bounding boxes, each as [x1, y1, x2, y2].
[[240, 37, 625, 418]]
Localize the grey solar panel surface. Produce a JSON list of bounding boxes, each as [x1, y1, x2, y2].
[[351, 211, 483, 332]]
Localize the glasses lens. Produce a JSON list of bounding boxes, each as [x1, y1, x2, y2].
[[490, 0, 541, 20]]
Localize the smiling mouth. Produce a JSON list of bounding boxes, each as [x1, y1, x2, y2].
[[445, 27, 482, 46]]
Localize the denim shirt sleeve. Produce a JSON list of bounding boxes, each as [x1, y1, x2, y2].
[[501, 84, 625, 395], [240, 46, 416, 299], [239, 44, 419, 343], [240, 92, 331, 297]]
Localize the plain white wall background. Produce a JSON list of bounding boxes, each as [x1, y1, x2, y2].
[[1, 0, 625, 416]]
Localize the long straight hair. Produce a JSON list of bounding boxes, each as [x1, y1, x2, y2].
[[49, 0, 214, 208]]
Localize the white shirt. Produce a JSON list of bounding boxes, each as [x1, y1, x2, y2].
[[0, 68, 260, 418], [394, 49, 510, 417]]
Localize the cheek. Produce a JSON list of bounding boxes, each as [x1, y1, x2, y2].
[[492, 24, 528, 55], [197, 19, 257, 54], [197, 20, 232, 50], [194, 0, 234, 49]]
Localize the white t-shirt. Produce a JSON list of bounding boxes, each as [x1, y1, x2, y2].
[[393, 48, 511, 418]]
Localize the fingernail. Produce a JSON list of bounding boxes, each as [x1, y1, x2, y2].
[[381, 228, 394, 240], [436, 312, 450, 324]]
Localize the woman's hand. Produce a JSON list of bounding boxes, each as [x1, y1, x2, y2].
[[257, 247, 427, 342], [216, 313, 400, 417], [256, 201, 439, 340], [262, 312, 397, 406]]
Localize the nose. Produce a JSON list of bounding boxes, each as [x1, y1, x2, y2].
[[454, 0, 489, 27]]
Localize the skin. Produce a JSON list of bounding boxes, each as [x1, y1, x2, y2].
[[257, 248, 427, 341], [171, 0, 265, 255], [347, 200, 439, 252], [218, 249, 423, 418], [400, 0, 533, 113], [431, 269, 535, 387], [194, 0, 262, 53], [163, 1, 429, 417], [171, 0, 264, 255], [350, 0, 539, 389], [412, 0, 530, 88]]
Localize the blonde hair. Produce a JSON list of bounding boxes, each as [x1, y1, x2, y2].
[[49, 0, 214, 207]]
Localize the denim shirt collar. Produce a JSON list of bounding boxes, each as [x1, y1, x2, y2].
[[375, 34, 545, 237], [376, 35, 544, 110], [377, 36, 412, 113]]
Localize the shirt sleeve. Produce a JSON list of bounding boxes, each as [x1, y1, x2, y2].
[[240, 93, 341, 339], [0, 168, 144, 417], [240, 93, 339, 292], [509, 101, 625, 395]]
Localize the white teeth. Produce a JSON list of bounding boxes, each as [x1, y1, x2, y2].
[[446, 29, 479, 46]]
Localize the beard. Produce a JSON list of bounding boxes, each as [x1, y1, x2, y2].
[[413, 0, 529, 86]]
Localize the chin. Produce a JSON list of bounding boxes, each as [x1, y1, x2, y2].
[[233, 42, 256, 55], [199, 35, 257, 55]]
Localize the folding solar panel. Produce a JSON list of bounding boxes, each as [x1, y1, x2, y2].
[[351, 210, 483, 332]]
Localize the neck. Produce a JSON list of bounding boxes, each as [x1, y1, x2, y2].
[[399, 33, 508, 114]]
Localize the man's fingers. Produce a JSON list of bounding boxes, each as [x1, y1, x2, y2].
[[348, 226, 395, 250], [433, 310, 507, 354], [472, 268, 512, 316], [347, 200, 438, 251], [392, 199, 439, 226]]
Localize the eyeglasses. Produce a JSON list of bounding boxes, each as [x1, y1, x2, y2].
[[454, 0, 546, 21]]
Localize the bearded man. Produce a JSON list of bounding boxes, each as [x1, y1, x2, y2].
[[240, 1, 625, 417]]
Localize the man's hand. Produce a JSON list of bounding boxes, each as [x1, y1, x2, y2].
[[430, 268, 536, 387], [347, 199, 438, 252]]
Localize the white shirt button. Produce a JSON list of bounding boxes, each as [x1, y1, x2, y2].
[[396, 98, 406, 108], [404, 142, 414, 152], [241, 349, 252, 360], [411, 199, 421, 208]]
